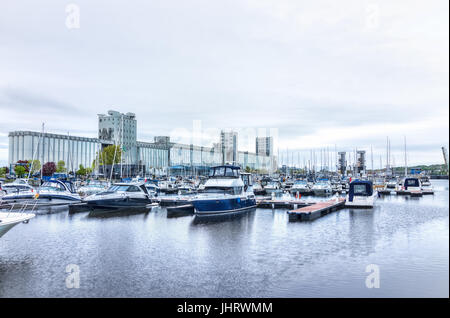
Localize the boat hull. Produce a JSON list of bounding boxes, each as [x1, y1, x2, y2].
[[345, 194, 376, 208], [290, 187, 310, 194], [1, 193, 81, 205], [0, 223, 16, 238], [193, 197, 257, 215], [0, 213, 35, 238], [312, 188, 332, 196], [85, 197, 152, 210]]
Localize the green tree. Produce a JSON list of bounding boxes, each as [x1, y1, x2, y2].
[[95, 145, 122, 166], [14, 165, 26, 178], [29, 159, 41, 175], [56, 160, 66, 173], [76, 164, 86, 176], [0, 167, 6, 177]]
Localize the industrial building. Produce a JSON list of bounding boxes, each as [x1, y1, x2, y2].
[[8, 110, 275, 175]]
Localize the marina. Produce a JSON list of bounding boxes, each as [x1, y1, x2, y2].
[[0, 179, 447, 297]]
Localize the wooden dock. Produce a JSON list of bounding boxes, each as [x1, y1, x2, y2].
[[287, 198, 346, 222]]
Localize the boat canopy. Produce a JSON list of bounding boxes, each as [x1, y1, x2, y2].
[[404, 178, 420, 189], [348, 180, 373, 201], [209, 165, 240, 178], [44, 179, 76, 193]]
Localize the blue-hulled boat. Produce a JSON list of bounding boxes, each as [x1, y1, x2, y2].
[[191, 165, 257, 215]]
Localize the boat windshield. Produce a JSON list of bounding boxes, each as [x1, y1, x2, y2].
[[353, 184, 369, 195], [108, 185, 142, 192], [209, 167, 239, 178], [41, 181, 67, 191], [405, 179, 420, 187], [86, 183, 104, 188], [294, 180, 307, 185], [203, 186, 241, 195]]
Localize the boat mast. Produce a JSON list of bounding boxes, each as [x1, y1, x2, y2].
[[27, 123, 43, 181], [370, 145, 374, 179], [120, 114, 123, 179], [386, 136, 389, 175], [40, 123, 45, 180], [404, 136, 407, 177]]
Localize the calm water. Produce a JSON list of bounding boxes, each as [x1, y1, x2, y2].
[[1, 180, 448, 298]]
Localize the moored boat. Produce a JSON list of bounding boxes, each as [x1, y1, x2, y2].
[[0, 212, 35, 238], [290, 180, 311, 195], [311, 179, 332, 196], [345, 180, 377, 208], [77, 180, 108, 197], [84, 182, 153, 211], [191, 165, 257, 215], [402, 177, 422, 196], [1, 179, 80, 205]]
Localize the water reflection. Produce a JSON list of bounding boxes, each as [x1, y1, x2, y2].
[[0, 180, 448, 297], [192, 208, 256, 225], [87, 206, 153, 218], [347, 208, 376, 257]]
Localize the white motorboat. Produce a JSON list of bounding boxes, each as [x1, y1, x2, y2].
[[290, 180, 311, 194], [0, 212, 35, 238], [402, 177, 422, 196], [420, 176, 431, 187], [264, 181, 281, 194], [345, 180, 377, 208], [77, 180, 108, 197], [1, 179, 81, 205], [252, 181, 265, 195], [1, 179, 35, 195], [385, 177, 398, 190], [311, 180, 332, 196]]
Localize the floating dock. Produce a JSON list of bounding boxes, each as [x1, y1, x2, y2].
[[155, 196, 192, 207], [379, 189, 433, 196], [287, 198, 346, 222], [257, 198, 314, 210]]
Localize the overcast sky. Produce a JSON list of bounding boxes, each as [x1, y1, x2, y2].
[[0, 0, 448, 168]]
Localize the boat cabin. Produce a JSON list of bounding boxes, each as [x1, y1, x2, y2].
[[240, 173, 253, 187], [107, 183, 149, 195], [403, 178, 421, 189], [41, 179, 76, 193], [348, 180, 373, 201], [208, 165, 240, 178]]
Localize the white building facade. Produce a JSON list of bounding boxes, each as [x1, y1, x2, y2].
[[8, 111, 276, 174]]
